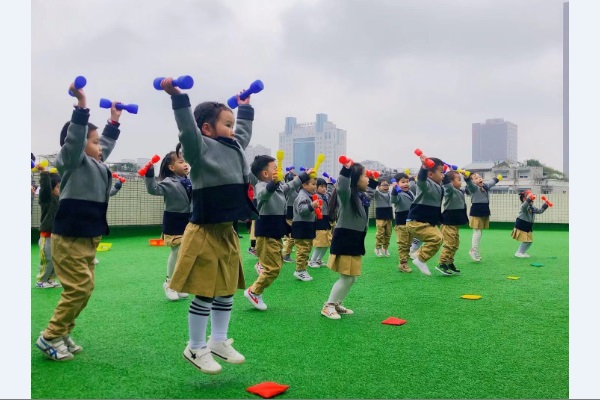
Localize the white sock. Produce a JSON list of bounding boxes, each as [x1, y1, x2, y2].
[[523, 242, 532, 253], [517, 242, 528, 253], [310, 249, 319, 262], [188, 296, 212, 349], [167, 245, 179, 279], [318, 247, 329, 261], [472, 229, 482, 250], [327, 274, 356, 303], [409, 239, 421, 253], [210, 296, 233, 343]]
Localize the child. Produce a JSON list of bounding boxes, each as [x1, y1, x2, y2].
[[247, 182, 258, 257], [309, 177, 335, 268], [512, 191, 549, 257], [291, 177, 320, 281], [321, 160, 369, 319], [35, 82, 124, 361], [159, 78, 257, 375], [405, 154, 445, 276], [244, 155, 311, 310], [373, 178, 393, 257], [145, 144, 191, 301], [437, 170, 469, 275], [36, 169, 62, 289], [282, 172, 298, 263], [391, 172, 415, 273], [465, 172, 501, 262]]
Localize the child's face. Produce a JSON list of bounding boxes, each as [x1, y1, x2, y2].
[[452, 174, 462, 189], [472, 173, 483, 186], [398, 177, 410, 191], [85, 129, 102, 161], [263, 161, 277, 181], [52, 185, 60, 197], [379, 181, 390, 192], [428, 165, 444, 185], [303, 178, 317, 194], [357, 170, 369, 191], [169, 155, 189, 177], [203, 110, 235, 139], [317, 184, 326, 194]]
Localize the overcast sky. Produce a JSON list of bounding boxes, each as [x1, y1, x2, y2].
[[31, 0, 565, 171]]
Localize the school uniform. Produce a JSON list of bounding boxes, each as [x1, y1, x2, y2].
[[313, 183, 335, 248], [465, 176, 499, 229], [439, 177, 469, 265], [374, 188, 393, 250], [511, 198, 548, 242], [391, 187, 415, 264], [292, 188, 318, 271], [37, 171, 60, 284]]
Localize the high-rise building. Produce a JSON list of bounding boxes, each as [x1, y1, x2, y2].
[[244, 144, 272, 168], [472, 118, 518, 163], [278, 113, 347, 178]]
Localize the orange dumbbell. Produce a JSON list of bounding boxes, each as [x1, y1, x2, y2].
[[541, 196, 553, 207], [414, 148, 435, 168]]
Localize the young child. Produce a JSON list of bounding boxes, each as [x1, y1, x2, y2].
[[512, 191, 549, 257], [309, 177, 335, 268], [159, 78, 257, 375], [464, 172, 501, 262], [145, 144, 191, 301], [391, 172, 415, 273], [321, 160, 369, 320], [291, 177, 320, 281], [282, 172, 298, 263], [244, 155, 311, 310], [35, 82, 124, 361], [437, 170, 469, 275], [373, 178, 393, 257], [36, 169, 62, 289], [247, 182, 258, 257], [405, 154, 445, 276]]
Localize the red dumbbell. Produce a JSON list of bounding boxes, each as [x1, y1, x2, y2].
[[138, 154, 161, 176], [541, 196, 553, 207], [312, 194, 323, 220], [414, 148, 435, 168], [338, 155, 354, 166]]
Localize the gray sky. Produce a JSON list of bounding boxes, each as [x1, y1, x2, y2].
[[31, 0, 565, 171]]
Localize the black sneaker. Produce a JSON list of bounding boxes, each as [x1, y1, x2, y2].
[[435, 264, 452, 276], [447, 263, 461, 274]]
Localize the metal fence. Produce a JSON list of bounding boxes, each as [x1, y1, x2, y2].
[[30, 174, 569, 228]]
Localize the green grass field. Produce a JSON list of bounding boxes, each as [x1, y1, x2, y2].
[[31, 226, 568, 399]]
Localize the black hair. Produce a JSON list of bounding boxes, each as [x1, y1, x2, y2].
[[445, 170, 460, 181], [349, 163, 365, 218], [50, 173, 61, 190], [31, 153, 35, 162], [316, 178, 327, 188], [519, 191, 527, 203], [394, 172, 409, 181], [193, 101, 232, 134], [60, 121, 98, 147], [251, 155, 276, 178], [427, 157, 444, 171], [378, 178, 389, 186], [284, 171, 295, 182], [158, 144, 184, 180]]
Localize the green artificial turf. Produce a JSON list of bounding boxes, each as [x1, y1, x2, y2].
[[31, 226, 568, 399]]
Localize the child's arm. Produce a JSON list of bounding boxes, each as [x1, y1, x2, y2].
[[248, 172, 259, 187], [486, 176, 501, 190], [464, 175, 478, 194], [416, 165, 429, 191], [442, 174, 455, 199], [255, 180, 277, 202], [234, 103, 254, 150], [298, 198, 316, 217], [336, 166, 351, 203], [408, 178, 417, 194], [281, 171, 310, 195], [109, 180, 122, 197], [100, 102, 122, 162], [532, 203, 549, 214], [38, 171, 51, 205], [324, 181, 335, 200], [144, 168, 166, 196], [56, 109, 90, 172]]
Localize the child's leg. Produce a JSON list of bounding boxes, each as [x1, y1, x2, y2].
[[410, 222, 443, 263], [524, 242, 532, 252], [409, 238, 421, 253], [375, 219, 384, 249], [250, 238, 283, 295], [210, 295, 233, 342], [294, 239, 312, 271], [37, 236, 55, 283], [188, 296, 213, 349], [327, 273, 357, 303], [472, 229, 482, 250], [395, 225, 410, 262], [439, 225, 459, 265], [383, 220, 392, 250], [167, 245, 179, 279]]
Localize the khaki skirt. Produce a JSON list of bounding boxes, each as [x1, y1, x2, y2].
[[169, 222, 245, 297], [162, 233, 183, 247], [511, 228, 533, 243], [469, 216, 490, 229], [328, 254, 362, 276], [313, 229, 332, 248]]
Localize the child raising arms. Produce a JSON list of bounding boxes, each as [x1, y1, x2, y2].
[[512, 191, 549, 257], [145, 143, 191, 301]]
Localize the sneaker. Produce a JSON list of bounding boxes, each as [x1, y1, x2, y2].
[[374, 248, 382, 257], [293, 270, 313, 281], [178, 292, 189, 299], [254, 262, 264, 275], [398, 263, 412, 273], [207, 337, 245, 364], [163, 279, 180, 301], [35, 333, 73, 361], [308, 260, 320, 269], [412, 258, 432, 276], [321, 302, 341, 320], [93, 258, 99, 265], [383, 249, 391, 257], [244, 288, 267, 311], [247, 247, 257, 257], [183, 343, 222, 374], [522, 253, 531, 258], [514, 252, 528, 258], [334, 302, 354, 315], [47, 279, 62, 288], [316, 259, 325, 266], [282, 254, 295, 263], [469, 248, 481, 262], [447, 263, 461, 274], [63, 335, 83, 354], [435, 264, 452, 276], [36, 281, 55, 289], [409, 251, 418, 260]]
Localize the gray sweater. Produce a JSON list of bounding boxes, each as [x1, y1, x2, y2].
[[514, 198, 548, 232], [291, 188, 318, 239], [145, 175, 192, 235], [441, 179, 468, 226], [465, 176, 499, 217], [406, 167, 443, 226]]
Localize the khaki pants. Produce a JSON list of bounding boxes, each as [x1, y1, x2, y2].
[[282, 219, 295, 255], [394, 225, 410, 263], [44, 234, 101, 339], [406, 221, 443, 263], [250, 237, 283, 295], [250, 220, 256, 241], [439, 225, 460, 264], [375, 219, 392, 249], [294, 239, 313, 271]]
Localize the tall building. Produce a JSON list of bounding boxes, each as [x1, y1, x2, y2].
[[244, 144, 272, 168], [278, 113, 347, 178], [472, 118, 518, 163]]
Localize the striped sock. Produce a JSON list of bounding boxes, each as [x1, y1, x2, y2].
[[210, 296, 233, 343], [188, 296, 212, 349]]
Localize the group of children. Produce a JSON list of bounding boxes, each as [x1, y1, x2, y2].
[[32, 77, 551, 376]]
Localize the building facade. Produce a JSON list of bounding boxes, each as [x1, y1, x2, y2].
[[244, 144, 272, 168], [472, 118, 518, 163]]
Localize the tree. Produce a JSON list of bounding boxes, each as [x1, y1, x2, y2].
[[524, 159, 565, 180]]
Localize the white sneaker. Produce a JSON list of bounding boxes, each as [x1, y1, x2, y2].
[[163, 280, 179, 301], [47, 279, 62, 288], [321, 302, 341, 320], [254, 262, 264, 275], [293, 270, 313, 281], [334, 302, 354, 315], [93, 258, 99, 265], [316, 259, 325, 266], [207, 337, 245, 364], [374, 248, 382, 257], [35, 333, 73, 361], [308, 260, 320, 268], [183, 343, 222, 374], [178, 292, 189, 299], [412, 258, 432, 276], [514, 252, 528, 258], [409, 251, 418, 260], [469, 248, 481, 262], [63, 335, 83, 354], [383, 249, 390, 257], [36, 281, 55, 289], [244, 288, 267, 311], [522, 253, 531, 258]]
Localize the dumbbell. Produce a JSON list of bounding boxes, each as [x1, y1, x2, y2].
[[99, 98, 139, 114], [68, 75, 87, 96], [414, 148, 435, 168], [153, 75, 194, 91], [227, 80, 264, 109]]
